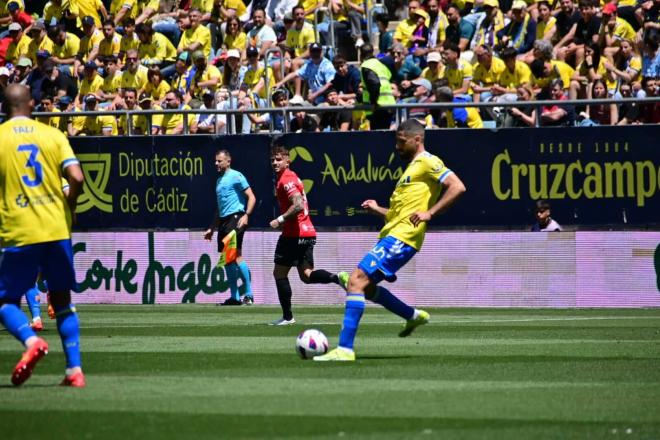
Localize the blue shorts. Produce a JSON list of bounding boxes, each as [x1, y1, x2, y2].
[[357, 236, 416, 283], [0, 239, 76, 304]]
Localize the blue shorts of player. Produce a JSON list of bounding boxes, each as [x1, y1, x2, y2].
[[357, 236, 416, 283], [0, 240, 76, 304]]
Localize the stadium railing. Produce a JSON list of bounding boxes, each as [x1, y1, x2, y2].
[[23, 96, 660, 135]]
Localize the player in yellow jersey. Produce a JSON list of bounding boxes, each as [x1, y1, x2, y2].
[[315, 119, 466, 361], [0, 84, 86, 387]]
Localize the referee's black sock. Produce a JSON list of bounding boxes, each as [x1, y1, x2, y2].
[[275, 278, 294, 320], [309, 269, 338, 284]]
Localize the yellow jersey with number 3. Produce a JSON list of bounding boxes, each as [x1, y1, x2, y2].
[[0, 117, 78, 248], [380, 151, 453, 250]]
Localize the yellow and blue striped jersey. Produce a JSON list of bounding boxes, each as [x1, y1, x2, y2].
[[0, 117, 78, 247], [380, 151, 452, 250]]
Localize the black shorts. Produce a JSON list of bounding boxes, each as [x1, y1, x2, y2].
[[274, 236, 316, 267], [217, 212, 246, 252]]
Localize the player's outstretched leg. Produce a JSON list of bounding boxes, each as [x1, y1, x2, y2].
[[1, 302, 49, 386], [371, 286, 430, 337], [25, 284, 43, 331], [314, 292, 363, 362], [50, 294, 85, 388], [237, 260, 253, 304]]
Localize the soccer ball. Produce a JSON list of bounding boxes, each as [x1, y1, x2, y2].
[[296, 329, 329, 359]]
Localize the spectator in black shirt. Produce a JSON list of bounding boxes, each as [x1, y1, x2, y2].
[[331, 54, 361, 104], [40, 59, 78, 101], [554, 0, 582, 60], [290, 103, 319, 132], [556, 0, 599, 66], [319, 88, 352, 131]]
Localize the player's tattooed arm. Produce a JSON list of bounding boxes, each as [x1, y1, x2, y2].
[[270, 192, 304, 228]]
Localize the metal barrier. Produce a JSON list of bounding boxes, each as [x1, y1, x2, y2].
[[27, 96, 660, 135]]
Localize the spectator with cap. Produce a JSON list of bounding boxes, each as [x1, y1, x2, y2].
[[472, 44, 505, 102], [7, 1, 31, 30], [69, 93, 118, 136], [141, 65, 171, 106], [285, 5, 315, 63], [27, 21, 54, 66], [318, 88, 353, 131], [406, 77, 434, 124], [444, 4, 475, 53], [469, 0, 505, 53], [75, 15, 104, 77], [5, 22, 30, 65], [121, 48, 148, 92], [331, 54, 361, 104], [119, 18, 140, 64], [599, 2, 636, 62], [48, 23, 80, 71], [98, 19, 121, 63], [10, 56, 32, 86], [159, 89, 198, 134], [393, 0, 423, 50], [496, 0, 536, 55], [247, 8, 277, 61], [188, 49, 221, 103], [170, 51, 192, 94], [419, 51, 445, 83], [220, 49, 245, 92], [435, 85, 484, 128], [99, 56, 122, 106], [40, 58, 78, 101], [178, 9, 212, 59], [274, 42, 336, 105], [241, 45, 275, 108], [75, 60, 103, 107]]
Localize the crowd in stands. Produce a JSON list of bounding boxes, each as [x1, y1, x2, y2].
[[0, 0, 657, 135]]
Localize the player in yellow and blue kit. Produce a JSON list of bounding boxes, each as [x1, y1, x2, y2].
[[315, 119, 466, 361], [0, 84, 86, 386]]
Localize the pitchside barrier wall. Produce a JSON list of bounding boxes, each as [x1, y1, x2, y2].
[[67, 126, 660, 306]]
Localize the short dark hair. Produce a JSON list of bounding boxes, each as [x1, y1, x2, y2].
[[396, 119, 425, 140], [443, 41, 460, 55], [270, 145, 289, 157], [530, 59, 545, 77], [124, 87, 137, 96], [215, 149, 231, 158], [375, 13, 389, 26], [360, 43, 374, 59], [535, 200, 551, 211], [102, 18, 114, 27], [500, 47, 518, 60]]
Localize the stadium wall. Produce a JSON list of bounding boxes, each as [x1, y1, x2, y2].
[[68, 231, 660, 307], [72, 125, 660, 229]]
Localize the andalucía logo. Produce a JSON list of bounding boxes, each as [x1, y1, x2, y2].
[[77, 153, 113, 213]]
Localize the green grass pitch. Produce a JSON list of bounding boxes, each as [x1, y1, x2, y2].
[[1, 306, 660, 439]]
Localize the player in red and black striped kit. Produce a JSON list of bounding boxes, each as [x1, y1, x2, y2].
[[268, 146, 347, 326]]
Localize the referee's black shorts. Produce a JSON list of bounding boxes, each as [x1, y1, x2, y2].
[[273, 236, 316, 267], [217, 212, 247, 253]]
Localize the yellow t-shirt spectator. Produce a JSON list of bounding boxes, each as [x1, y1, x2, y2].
[[102, 71, 122, 95], [6, 35, 32, 64], [43, 0, 70, 24], [224, 32, 247, 51], [189, 64, 222, 97], [536, 16, 556, 40], [99, 33, 122, 58], [191, 0, 214, 13], [120, 32, 140, 60], [27, 36, 55, 65], [445, 60, 473, 93], [160, 104, 196, 134], [472, 56, 505, 87], [222, 0, 247, 18], [139, 32, 177, 64], [37, 108, 61, 129], [531, 60, 574, 89], [80, 114, 118, 135], [243, 64, 274, 99], [178, 25, 212, 58], [420, 65, 445, 82], [286, 23, 316, 57], [610, 17, 636, 44], [498, 60, 531, 89], [72, 0, 104, 28], [52, 32, 80, 60], [110, 0, 138, 19], [78, 28, 104, 60], [393, 19, 417, 49], [78, 74, 104, 100], [299, 0, 320, 21], [121, 65, 149, 90], [143, 80, 171, 101]]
